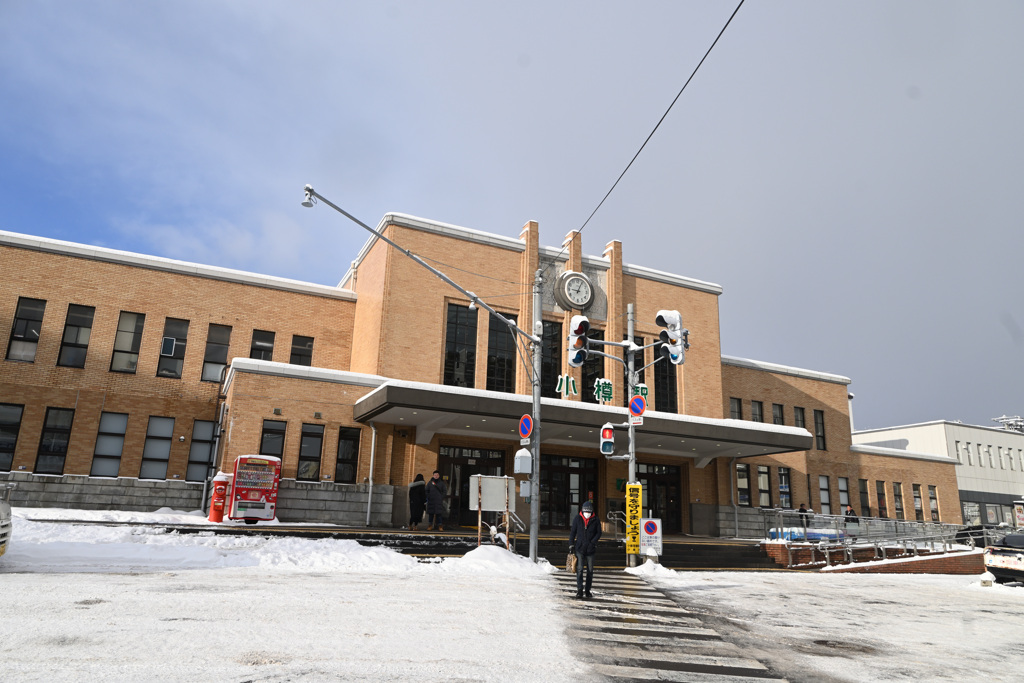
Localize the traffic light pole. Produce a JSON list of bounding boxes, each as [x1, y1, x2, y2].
[[301, 185, 547, 561]]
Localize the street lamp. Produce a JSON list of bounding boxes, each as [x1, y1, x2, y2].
[[301, 184, 547, 562]]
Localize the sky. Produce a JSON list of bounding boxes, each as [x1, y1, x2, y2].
[[3, 507, 1023, 682], [1, 1, 1021, 431]]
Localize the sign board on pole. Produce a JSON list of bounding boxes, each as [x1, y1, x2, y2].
[[629, 415, 643, 426], [628, 394, 646, 417], [469, 475, 516, 513], [625, 483, 642, 555], [640, 517, 663, 555], [518, 414, 533, 440]]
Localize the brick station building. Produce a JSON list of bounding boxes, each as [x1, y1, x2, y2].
[[0, 216, 961, 534]]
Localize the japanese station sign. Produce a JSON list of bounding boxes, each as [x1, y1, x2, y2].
[[625, 483, 642, 555]]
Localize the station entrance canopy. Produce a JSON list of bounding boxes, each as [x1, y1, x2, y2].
[[354, 380, 812, 467]]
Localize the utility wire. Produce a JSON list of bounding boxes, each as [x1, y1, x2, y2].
[[542, 0, 746, 279]]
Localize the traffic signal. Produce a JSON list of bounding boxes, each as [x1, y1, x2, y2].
[[600, 422, 615, 455], [655, 309, 689, 365], [567, 315, 591, 368]]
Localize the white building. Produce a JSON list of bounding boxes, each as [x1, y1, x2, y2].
[[852, 418, 1024, 525]]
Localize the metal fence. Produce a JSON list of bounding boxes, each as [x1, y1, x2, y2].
[[758, 508, 1011, 568]]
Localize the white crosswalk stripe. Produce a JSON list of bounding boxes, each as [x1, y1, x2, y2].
[[555, 570, 787, 682]]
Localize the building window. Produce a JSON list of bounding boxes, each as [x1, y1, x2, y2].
[[736, 463, 751, 506], [729, 398, 743, 420], [838, 477, 850, 508], [443, 303, 476, 388], [954, 440, 962, 464], [156, 318, 189, 379], [0, 403, 25, 472], [794, 406, 806, 429], [186, 420, 216, 482], [859, 479, 870, 517], [892, 482, 904, 520], [988, 445, 996, 469], [912, 484, 924, 521], [297, 424, 324, 481], [336, 427, 360, 484], [250, 330, 275, 361], [757, 465, 771, 507], [57, 304, 95, 368], [90, 412, 128, 478], [623, 336, 645, 408], [962, 501, 981, 525], [653, 340, 677, 413], [110, 311, 145, 373], [778, 467, 792, 508], [201, 324, 232, 382], [581, 328, 605, 405], [965, 443, 973, 466], [486, 314, 517, 393], [819, 475, 831, 515], [813, 410, 827, 450], [140, 416, 174, 480], [259, 420, 287, 457], [876, 481, 888, 518], [290, 335, 314, 366], [772, 403, 784, 425], [35, 407, 75, 474], [6, 297, 46, 362], [540, 321, 562, 399], [928, 486, 939, 522], [750, 401, 763, 423]]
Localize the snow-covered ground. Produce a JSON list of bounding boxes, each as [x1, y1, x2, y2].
[[0, 508, 584, 682], [630, 561, 1024, 683], [3, 507, 1023, 683]]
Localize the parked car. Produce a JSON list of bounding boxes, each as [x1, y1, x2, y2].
[[984, 533, 1024, 584], [956, 523, 1011, 547], [0, 483, 14, 560]]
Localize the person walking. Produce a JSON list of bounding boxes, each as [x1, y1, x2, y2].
[[569, 500, 602, 599], [408, 474, 426, 531], [425, 470, 448, 531]]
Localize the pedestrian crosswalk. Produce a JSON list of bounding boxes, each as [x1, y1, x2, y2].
[[553, 570, 787, 682]]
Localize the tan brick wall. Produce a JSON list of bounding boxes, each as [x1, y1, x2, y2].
[[721, 363, 961, 524], [1, 243, 355, 478]]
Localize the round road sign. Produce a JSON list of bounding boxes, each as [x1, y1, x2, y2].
[[518, 414, 533, 440], [644, 520, 658, 535], [629, 394, 647, 417]]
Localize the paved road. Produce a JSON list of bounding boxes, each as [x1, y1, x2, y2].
[[554, 569, 787, 682]]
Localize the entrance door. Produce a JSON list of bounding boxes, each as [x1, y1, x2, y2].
[[539, 455, 598, 529], [637, 463, 682, 534], [437, 446, 505, 528]]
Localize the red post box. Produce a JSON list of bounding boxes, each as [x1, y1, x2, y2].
[[228, 455, 282, 524], [207, 472, 232, 523]]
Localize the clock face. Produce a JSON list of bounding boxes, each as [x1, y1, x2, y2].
[[565, 276, 592, 306]]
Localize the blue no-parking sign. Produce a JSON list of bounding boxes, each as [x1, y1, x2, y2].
[[518, 414, 533, 440], [640, 517, 662, 555]]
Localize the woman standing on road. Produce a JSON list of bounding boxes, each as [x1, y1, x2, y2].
[[408, 474, 426, 531], [569, 500, 602, 599], [425, 470, 448, 531]]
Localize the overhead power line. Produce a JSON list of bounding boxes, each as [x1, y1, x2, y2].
[[546, 0, 746, 276]]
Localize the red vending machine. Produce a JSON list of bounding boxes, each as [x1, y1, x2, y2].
[[228, 455, 281, 523]]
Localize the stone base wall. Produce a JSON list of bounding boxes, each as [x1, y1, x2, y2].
[[762, 542, 985, 574], [274, 480, 394, 526], [1, 471, 204, 512]]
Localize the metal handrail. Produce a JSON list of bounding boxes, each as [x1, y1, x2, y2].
[[606, 510, 627, 542]]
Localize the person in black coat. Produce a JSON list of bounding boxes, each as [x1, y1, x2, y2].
[[425, 470, 448, 531], [408, 474, 426, 531], [569, 500, 602, 599]]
